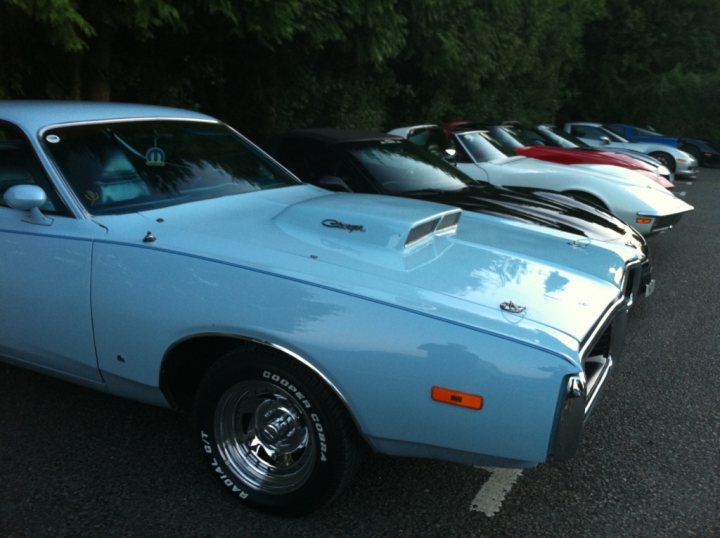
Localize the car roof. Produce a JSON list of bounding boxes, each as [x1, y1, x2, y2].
[[281, 128, 401, 144], [0, 100, 216, 134], [566, 122, 602, 127]]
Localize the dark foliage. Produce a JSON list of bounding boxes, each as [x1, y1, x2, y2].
[[1, 0, 718, 144]]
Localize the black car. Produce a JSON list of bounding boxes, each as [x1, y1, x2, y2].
[[268, 128, 653, 297]]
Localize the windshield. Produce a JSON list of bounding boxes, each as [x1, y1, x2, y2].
[[344, 139, 473, 194], [602, 126, 631, 142], [535, 126, 591, 148], [632, 126, 663, 137], [454, 131, 511, 162], [43, 120, 299, 215], [484, 126, 525, 154]]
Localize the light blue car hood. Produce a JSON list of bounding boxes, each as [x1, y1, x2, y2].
[[92, 185, 622, 359]]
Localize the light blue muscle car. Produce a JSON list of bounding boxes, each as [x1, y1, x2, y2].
[[0, 102, 629, 515]]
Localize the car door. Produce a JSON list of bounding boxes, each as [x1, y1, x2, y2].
[[0, 121, 103, 383]]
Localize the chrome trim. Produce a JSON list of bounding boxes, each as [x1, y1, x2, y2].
[[643, 279, 656, 297], [247, 337, 353, 410], [568, 375, 585, 398], [584, 356, 613, 415], [405, 209, 461, 248], [578, 295, 626, 360], [159, 332, 355, 410], [38, 116, 221, 133], [621, 258, 642, 307], [549, 374, 587, 461], [238, 337, 373, 443]]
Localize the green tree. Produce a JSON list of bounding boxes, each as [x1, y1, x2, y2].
[[1, 0, 187, 99], [563, 0, 720, 142]]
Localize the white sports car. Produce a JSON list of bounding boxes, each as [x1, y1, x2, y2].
[[563, 122, 698, 179], [389, 125, 694, 236]]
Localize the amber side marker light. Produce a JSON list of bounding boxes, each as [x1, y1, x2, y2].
[[431, 386, 483, 410], [636, 217, 653, 225]]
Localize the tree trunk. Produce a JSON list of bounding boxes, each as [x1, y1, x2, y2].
[[85, 27, 112, 101]]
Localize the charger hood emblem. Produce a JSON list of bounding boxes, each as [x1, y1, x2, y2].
[[322, 219, 366, 233]]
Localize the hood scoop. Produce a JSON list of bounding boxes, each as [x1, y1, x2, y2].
[[274, 193, 461, 252]]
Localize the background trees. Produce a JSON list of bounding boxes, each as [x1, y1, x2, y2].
[[1, 0, 718, 144]]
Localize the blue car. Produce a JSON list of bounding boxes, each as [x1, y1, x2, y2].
[[606, 123, 720, 167], [0, 101, 630, 514]]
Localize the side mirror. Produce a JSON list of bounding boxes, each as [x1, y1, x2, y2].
[[3, 184, 53, 225], [599, 136, 611, 145], [315, 176, 352, 192]]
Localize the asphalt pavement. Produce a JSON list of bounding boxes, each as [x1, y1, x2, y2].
[[1, 169, 718, 537]]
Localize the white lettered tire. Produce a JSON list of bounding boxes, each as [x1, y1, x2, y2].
[[194, 344, 361, 515]]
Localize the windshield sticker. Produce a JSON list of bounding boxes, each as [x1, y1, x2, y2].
[[84, 190, 100, 206], [145, 147, 166, 167], [46, 134, 60, 143]]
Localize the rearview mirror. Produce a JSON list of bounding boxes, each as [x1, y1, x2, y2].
[[443, 148, 457, 165]]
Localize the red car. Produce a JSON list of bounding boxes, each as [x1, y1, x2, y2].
[[446, 122, 674, 190]]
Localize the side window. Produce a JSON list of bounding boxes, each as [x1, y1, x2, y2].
[[0, 122, 67, 214], [571, 125, 594, 138]]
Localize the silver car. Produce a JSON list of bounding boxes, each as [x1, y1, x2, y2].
[[564, 122, 698, 179]]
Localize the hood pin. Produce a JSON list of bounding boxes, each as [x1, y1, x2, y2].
[[500, 301, 526, 314]]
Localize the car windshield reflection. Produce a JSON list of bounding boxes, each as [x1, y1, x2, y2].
[[345, 140, 473, 194], [43, 120, 299, 214]]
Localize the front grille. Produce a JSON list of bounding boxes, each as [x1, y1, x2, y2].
[[583, 324, 613, 416], [588, 325, 612, 359], [580, 297, 628, 417], [622, 260, 645, 305], [641, 259, 652, 287], [623, 267, 637, 301]]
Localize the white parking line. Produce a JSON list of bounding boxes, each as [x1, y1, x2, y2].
[[676, 191, 688, 197], [470, 467, 523, 516]]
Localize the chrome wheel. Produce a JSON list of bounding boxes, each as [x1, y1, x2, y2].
[[214, 380, 316, 495], [195, 347, 362, 514]]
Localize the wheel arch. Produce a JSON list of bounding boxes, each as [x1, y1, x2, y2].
[[648, 150, 676, 172], [160, 334, 357, 424], [561, 190, 609, 212]]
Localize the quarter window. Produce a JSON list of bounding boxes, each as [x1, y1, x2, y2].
[[0, 122, 66, 214]]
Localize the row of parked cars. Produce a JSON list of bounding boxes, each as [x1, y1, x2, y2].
[[0, 101, 698, 515]]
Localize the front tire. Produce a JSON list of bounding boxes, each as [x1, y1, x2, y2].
[[194, 345, 361, 515], [649, 151, 676, 172]]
